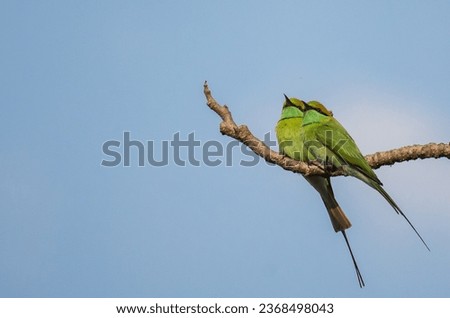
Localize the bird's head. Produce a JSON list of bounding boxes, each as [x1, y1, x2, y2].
[[283, 94, 306, 110], [279, 95, 306, 119], [305, 100, 333, 116]]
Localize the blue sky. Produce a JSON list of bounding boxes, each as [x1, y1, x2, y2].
[[1, 1, 450, 297]]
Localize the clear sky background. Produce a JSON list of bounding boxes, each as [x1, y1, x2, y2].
[[1, 1, 450, 297]]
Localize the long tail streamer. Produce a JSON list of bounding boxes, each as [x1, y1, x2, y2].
[[342, 231, 365, 288]]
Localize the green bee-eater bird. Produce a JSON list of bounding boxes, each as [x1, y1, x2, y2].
[[276, 95, 429, 288]]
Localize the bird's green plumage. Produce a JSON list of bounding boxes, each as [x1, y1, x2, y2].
[[300, 106, 380, 184], [298, 99, 428, 251], [276, 106, 304, 160]]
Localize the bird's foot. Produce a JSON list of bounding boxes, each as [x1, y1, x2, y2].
[[308, 160, 336, 175]]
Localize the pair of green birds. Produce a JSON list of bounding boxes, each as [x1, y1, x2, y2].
[[275, 96, 428, 287]]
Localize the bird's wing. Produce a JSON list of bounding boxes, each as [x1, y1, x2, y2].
[[315, 117, 382, 184]]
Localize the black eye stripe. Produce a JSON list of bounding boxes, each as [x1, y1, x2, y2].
[[305, 103, 328, 116], [283, 104, 303, 110]]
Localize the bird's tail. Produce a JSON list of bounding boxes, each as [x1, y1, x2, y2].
[[304, 176, 363, 287], [305, 176, 352, 232], [343, 166, 430, 251], [342, 230, 365, 288]]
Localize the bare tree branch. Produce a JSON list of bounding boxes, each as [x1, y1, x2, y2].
[[203, 81, 450, 176], [366, 143, 450, 169]]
